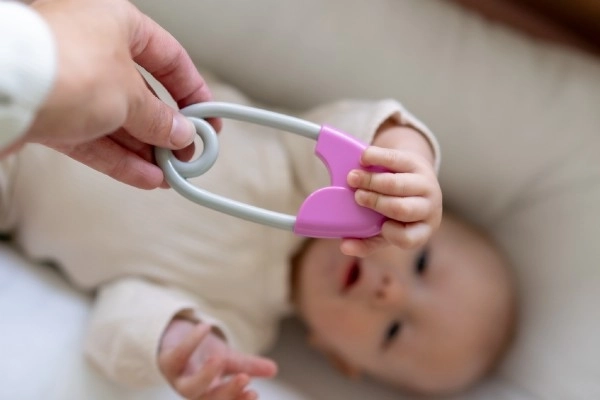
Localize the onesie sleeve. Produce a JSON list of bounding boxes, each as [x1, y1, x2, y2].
[[84, 277, 268, 388], [84, 278, 200, 387], [0, 2, 57, 149], [281, 99, 441, 196]]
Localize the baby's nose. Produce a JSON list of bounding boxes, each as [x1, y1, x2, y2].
[[372, 272, 405, 309]]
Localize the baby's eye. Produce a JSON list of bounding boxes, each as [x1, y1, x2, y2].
[[383, 321, 402, 348], [414, 249, 429, 275]]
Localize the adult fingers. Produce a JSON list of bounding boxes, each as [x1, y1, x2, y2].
[[128, 7, 210, 106], [123, 72, 197, 150], [225, 354, 278, 378], [128, 6, 222, 131], [109, 128, 154, 163], [159, 323, 212, 383], [173, 143, 197, 161], [132, 75, 197, 162], [50, 137, 164, 189]]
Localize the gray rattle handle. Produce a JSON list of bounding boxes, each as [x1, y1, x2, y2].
[[154, 102, 321, 231]]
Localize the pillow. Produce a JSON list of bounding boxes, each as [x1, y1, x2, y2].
[[133, 0, 600, 398]]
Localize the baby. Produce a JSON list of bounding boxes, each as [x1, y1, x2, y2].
[[290, 215, 515, 395], [0, 74, 515, 399]]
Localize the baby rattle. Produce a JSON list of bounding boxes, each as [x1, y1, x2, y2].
[[155, 102, 386, 238]]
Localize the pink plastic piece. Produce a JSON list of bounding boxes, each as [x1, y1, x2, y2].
[[294, 126, 387, 238]]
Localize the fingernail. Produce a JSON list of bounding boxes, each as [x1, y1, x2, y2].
[[347, 170, 360, 187], [354, 189, 368, 205], [170, 114, 195, 148]]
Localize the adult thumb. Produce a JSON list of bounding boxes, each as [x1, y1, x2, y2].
[[124, 85, 196, 149]]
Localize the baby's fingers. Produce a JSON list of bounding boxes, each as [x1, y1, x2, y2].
[[340, 236, 388, 258], [159, 323, 211, 382], [359, 147, 425, 172], [197, 374, 256, 400], [225, 353, 278, 378], [348, 170, 429, 197], [355, 191, 431, 223], [382, 221, 431, 249], [176, 356, 226, 399]]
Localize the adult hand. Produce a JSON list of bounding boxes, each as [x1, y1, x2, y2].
[[159, 320, 277, 400], [19, 0, 221, 189]]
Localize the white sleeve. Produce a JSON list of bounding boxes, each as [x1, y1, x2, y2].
[[84, 277, 267, 388], [84, 277, 201, 387], [0, 1, 57, 149]]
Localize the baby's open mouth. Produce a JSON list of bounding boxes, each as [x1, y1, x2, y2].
[[343, 261, 361, 292]]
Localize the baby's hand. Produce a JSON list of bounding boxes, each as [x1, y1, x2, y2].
[[342, 144, 442, 257], [158, 319, 277, 400]]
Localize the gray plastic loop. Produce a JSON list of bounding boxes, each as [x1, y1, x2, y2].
[[154, 102, 321, 231], [165, 117, 219, 178]]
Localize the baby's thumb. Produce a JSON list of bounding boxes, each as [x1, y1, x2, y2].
[[125, 86, 195, 150]]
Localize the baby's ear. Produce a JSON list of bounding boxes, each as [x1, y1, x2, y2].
[[307, 333, 362, 379]]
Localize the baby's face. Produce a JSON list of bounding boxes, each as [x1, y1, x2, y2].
[[293, 216, 515, 395]]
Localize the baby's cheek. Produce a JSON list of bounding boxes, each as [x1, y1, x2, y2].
[[309, 304, 373, 346], [306, 303, 345, 333]]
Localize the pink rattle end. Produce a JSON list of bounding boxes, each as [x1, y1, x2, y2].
[[294, 126, 386, 238]]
